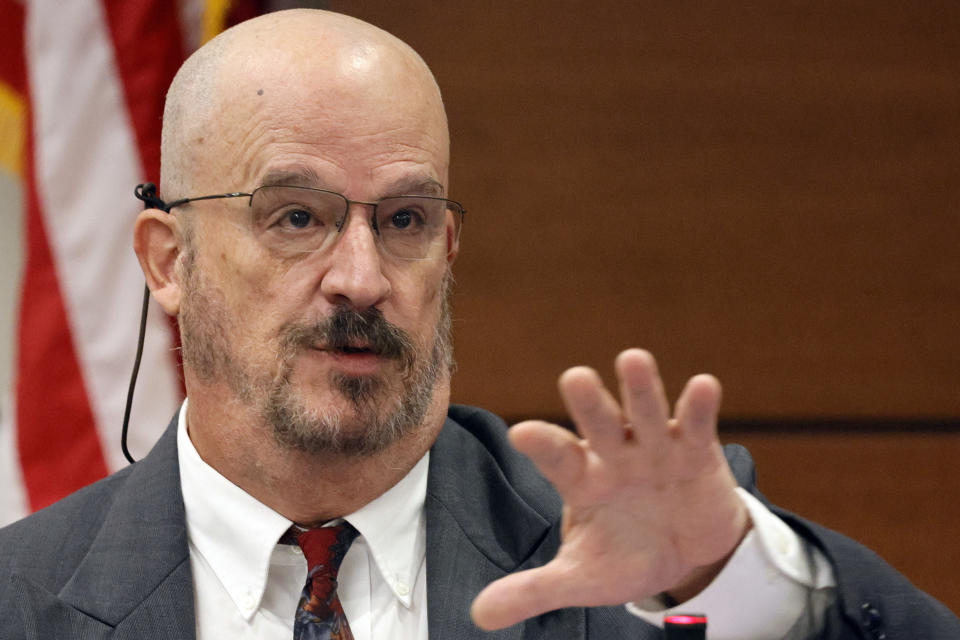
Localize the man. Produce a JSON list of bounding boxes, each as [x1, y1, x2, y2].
[[0, 9, 956, 639]]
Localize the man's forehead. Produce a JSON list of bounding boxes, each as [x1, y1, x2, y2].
[[161, 9, 449, 198], [213, 11, 435, 97], [207, 48, 450, 197]]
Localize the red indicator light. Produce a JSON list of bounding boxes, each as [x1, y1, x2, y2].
[[664, 614, 707, 625], [664, 613, 707, 639]]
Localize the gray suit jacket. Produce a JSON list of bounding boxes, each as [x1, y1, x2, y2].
[[1, 404, 957, 639]]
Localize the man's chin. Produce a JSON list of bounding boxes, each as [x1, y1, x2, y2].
[[282, 367, 389, 411], [263, 392, 414, 458], [330, 371, 388, 407], [270, 372, 399, 421]]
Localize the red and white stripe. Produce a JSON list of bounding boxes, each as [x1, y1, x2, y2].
[[0, 0, 229, 526]]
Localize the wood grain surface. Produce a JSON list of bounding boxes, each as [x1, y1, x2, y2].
[[331, 1, 960, 419]]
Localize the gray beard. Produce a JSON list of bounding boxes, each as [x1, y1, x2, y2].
[[178, 247, 454, 458]]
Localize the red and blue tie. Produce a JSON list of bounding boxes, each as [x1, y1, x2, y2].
[[294, 523, 359, 640]]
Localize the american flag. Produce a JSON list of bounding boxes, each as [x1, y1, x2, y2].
[[0, 0, 279, 526]]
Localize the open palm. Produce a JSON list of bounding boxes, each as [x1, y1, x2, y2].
[[471, 349, 749, 630]]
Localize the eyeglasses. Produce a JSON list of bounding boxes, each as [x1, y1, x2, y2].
[[151, 184, 466, 261]]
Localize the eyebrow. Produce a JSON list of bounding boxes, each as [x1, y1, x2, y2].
[[381, 177, 446, 198], [258, 169, 446, 198], [260, 168, 324, 189]]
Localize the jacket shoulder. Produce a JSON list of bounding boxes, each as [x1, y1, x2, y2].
[[442, 404, 562, 517], [0, 466, 133, 600], [0, 415, 181, 603]]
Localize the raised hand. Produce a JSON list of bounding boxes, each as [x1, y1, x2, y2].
[[470, 349, 750, 631]]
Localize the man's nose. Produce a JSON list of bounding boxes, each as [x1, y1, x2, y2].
[[319, 204, 391, 309]]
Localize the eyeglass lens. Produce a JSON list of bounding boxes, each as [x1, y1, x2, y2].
[[248, 185, 460, 260]]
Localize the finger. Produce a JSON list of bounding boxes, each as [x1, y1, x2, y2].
[[673, 374, 722, 445], [557, 366, 627, 455], [615, 349, 670, 444], [471, 564, 578, 631], [509, 421, 586, 496]]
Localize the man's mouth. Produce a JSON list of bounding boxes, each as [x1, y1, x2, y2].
[[315, 343, 380, 357], [309, 343, 385, 376], [337, 345, 374, 355]]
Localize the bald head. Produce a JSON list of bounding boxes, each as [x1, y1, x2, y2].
[[160, 9, 449, 201]]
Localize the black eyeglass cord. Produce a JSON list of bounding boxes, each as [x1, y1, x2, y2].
[[121, 283, 151, 464], [122, 183, 168, 464]]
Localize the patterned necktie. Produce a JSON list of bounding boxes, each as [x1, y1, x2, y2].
[[294, 523, 360, 640]]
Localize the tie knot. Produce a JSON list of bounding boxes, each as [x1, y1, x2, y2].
[[296, 522, 359, 580]]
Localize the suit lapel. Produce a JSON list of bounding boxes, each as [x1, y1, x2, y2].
[[26, 418, 195, 639], [425, 413, 562, 640]]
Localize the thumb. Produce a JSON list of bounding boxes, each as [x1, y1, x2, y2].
[[470, 563, 576, 631]]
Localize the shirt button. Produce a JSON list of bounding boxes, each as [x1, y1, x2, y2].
[[396, 581, 410, 596], [775, 533, 791, 555], [241, 593, 256, 612]]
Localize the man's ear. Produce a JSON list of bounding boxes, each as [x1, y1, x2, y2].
[[446, 212, 460, 265], [133, 209, 183, 316]]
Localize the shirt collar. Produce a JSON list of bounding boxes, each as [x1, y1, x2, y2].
[[347, 447, 428, 608], [177, 399, 429, 616], [177, 400, 293, 619]]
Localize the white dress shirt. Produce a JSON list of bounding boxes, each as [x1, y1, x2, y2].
[[177, 401, 834, 639], [178, 400, 428, 640]]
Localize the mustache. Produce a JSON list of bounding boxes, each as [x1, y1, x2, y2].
[[279, 306, 417, 371]]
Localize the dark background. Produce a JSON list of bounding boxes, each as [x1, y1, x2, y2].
[[331, 1, 960, 611]]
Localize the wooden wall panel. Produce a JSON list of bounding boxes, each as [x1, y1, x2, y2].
[[331, 1, 960, 421]]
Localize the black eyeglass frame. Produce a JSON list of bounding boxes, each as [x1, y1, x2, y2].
[[144, 184, 466, 237]]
